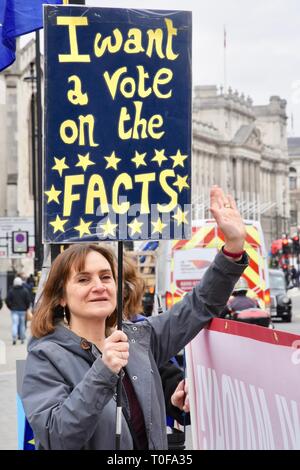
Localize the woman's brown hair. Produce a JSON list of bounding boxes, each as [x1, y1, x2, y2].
[[31, 244, 117, 338], [122, 255, 145, 320]]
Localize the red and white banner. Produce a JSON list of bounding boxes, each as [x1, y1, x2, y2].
[[185, 319, 300, 450]]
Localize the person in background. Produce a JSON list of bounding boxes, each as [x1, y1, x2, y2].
[[5, 276, 31, 345], [290, 265, 299, 288], [220, 277, 259, 318], [122, 255, 190, 448]]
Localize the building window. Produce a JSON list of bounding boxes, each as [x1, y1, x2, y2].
[[290, 210, 297, 226], [289, 167, 297, 190]]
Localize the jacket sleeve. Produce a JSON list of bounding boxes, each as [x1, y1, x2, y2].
[[148, 251, 248, 368], [21, 345, 119, 450]]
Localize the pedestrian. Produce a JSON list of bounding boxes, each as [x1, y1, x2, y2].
[[220, 277, 259, 318], [290, 265, 298, 288], [5, 276, 31, 345], [282, 264, 290, 288], [17, 272, 34, 334], [21, 186, 248, 450]]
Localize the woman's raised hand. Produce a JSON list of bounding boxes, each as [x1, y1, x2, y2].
[[102, 330, 129, 374], [210, 185, 246, 254]]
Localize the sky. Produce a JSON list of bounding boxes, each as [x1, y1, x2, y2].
[[85, 0, 300, 136], [21, 0, 300, 136]]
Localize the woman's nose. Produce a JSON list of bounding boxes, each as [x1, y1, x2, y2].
[[91, 277, 106, 290]]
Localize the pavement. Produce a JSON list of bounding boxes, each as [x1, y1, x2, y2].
[[0, 303, 28, 450]]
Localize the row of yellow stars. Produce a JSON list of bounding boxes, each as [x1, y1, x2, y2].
[[49, 208, 189, 237], [50, 148, 188, 177], [45, 174, 189, 205]]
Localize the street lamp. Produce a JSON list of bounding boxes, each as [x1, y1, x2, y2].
[[24, 62, 41, 271]]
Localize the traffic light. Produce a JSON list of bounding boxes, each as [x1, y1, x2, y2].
[[282, 238, 290, 255], [292, 235, 300, 254]]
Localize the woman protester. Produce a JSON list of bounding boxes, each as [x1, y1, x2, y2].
[[21, 186, 248, 450]]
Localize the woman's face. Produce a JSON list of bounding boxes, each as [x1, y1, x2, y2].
[[62, 250, 117, 322]]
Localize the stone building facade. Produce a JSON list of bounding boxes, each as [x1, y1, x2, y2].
[[288, 137, 300, 234], [192, 85, 289, 248], [0, 39, 36, 283]]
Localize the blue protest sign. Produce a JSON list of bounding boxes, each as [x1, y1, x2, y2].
[[44, 5, 192, 242]]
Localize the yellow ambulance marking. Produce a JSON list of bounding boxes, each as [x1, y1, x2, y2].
[[246, 225, 261, 245], [245, 244, 262, 267], [244, 266, 265, 290], [206, 236, 224, 249], [184, 225, 213, 250]]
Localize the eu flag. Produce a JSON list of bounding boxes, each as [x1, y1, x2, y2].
[[0, 0, 63, 72]]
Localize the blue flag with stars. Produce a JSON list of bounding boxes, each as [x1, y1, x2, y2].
[[44, 5, 192, 242], [0, 0, 63, 72]]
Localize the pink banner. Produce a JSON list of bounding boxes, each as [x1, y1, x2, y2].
[[185, 319, 300, 450]]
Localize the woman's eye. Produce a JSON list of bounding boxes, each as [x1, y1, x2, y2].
[[78, 278, 89, 283], [101, 275, 112, 281]]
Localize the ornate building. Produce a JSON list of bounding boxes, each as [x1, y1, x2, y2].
[[192, 85, 289, 248], [0, 39, 36, 290], [288, 137, 300, 234]]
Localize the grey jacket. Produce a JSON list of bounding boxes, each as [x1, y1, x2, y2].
[[21, 251, 247, 450]]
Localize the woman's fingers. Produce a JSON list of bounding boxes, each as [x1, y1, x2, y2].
[[183, 394, 190, 413], [102, 330, 129, 374], [210, 186, 222, 210], [228, 194, 237, 210]]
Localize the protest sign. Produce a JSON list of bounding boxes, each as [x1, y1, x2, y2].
[[44, 5, 192, 242], [186, 318, 300, 450]]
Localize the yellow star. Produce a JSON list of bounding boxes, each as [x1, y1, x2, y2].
[[74, 218, 92, 238], [131, 151, 147, 169], [151, 149, 168, 167], [49, 215, 68, 234], [28, 439, 35, 445], [173, 175, 190, 192], [52, 157, 69, 177], [128, 218, 143, 236], [44, 185, 61, 204], [151, 216, 167, 235], [100, 217, 118, 237], [75, 153, 95, 172], [170, 150, 188, 168], [172, 207, 189, 226], [104, 151, 122, 170]]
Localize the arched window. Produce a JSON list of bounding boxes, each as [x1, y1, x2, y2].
[[289, 167, 297, 190]]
